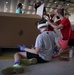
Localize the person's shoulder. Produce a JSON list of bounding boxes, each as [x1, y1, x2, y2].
[[62, 17, 69, 22], [48, 31, 55, 33], [16, 8, 20, 12], [16, 8, 22, 13], [48, 31, 56, 36], [37, 34, 42, 38], [63, 17, 68, 20], [36, 34, 43, 40]]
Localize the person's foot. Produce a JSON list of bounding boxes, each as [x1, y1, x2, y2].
[[1, 64, 24, 75], [21, 58, 37, 65], [52, 54, 60, 58]]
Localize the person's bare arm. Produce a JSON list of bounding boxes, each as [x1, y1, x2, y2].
[[50, 23, 63, 30], [24, 47, 40, 54], [56, 42, 61, 50], [44, 15, 63, 30]]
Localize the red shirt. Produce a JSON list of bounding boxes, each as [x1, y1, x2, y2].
[[48, 25, 54, 31], [56, 18, 74, 39]]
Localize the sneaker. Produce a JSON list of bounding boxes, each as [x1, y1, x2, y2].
[[1, 64, 24, 75], [21, 58, 37, 65], [52, 54, 60, 58]]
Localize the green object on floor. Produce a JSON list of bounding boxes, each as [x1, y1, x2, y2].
[[21, 58, 37, 65], [1, 64, 24, 75]]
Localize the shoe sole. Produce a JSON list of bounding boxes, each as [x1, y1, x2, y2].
[[1, 66, 24, 75], [21, 58, 37, 65], [29, 58, 37, 64]]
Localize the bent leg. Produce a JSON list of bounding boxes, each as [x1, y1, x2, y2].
[[14, 52, 27, 64]]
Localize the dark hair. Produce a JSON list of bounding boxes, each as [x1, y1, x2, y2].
[[17, 3, 22, 8], [61, 8, 65, 16], [50, 19, 54, 23], [56, 16, 60, 19], [58, 8, 65, 17], [38, 18, 47, 24], [34, 1, 41, 10]]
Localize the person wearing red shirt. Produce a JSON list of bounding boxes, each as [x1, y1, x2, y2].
[[56, 17, 71, 40], [45, 8, 74, 55], [55, 10, 74, 47]]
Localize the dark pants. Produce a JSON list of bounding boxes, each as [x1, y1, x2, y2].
[[63, 38, 74, 47], [27, 52, 48, 63], [68, 39, 74, 47]]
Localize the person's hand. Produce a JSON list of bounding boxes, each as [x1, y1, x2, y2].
[[43, 15, 52, 25], [18, 45, 26, 51], [43, 15, 49, 21]]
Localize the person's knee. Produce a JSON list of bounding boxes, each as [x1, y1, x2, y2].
[[14, 52, 20, 57]]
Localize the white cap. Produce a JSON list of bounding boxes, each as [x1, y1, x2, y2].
[[37, 21, 49, 29]]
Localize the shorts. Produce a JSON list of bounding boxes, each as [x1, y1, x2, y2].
[[68, 39, 74, 47], [27, 52, 48, 63]]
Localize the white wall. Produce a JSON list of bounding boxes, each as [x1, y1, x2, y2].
[[69, 13, 74, 31], [69, 13, 74, 24]]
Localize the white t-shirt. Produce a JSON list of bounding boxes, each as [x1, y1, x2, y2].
[[35, 31, 58, 61]]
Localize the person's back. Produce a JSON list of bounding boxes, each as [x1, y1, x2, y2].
[[35, 31, 57, 61], [16, 8, 22, 13], [16, 3, 22, 14], [35, 19, 59, 61]]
